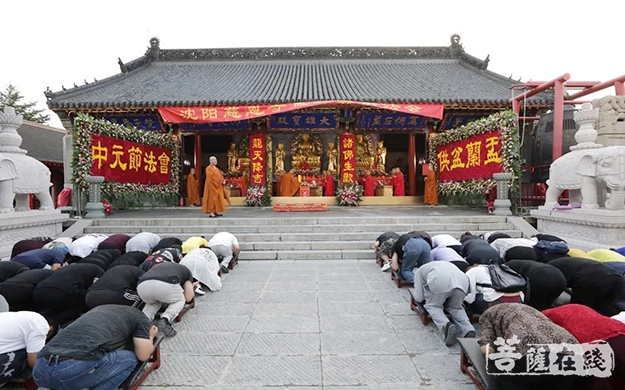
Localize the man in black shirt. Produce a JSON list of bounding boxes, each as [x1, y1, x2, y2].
[[506, 260, 567, 311], [78, 249, 121, 271], [374, 231, 399, 272], [0, 261, 29, 283], [137, 262, 195, 337], [108, 251, 148, 269], [0, 269, 53, 311], [461, 237, 502, 265], [391, 231, 432, 282], [33, 304, 158, 390], [86, 265, 144, 308]]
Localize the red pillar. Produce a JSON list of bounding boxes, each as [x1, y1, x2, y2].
[[408, 133, 416, 196], [553, 80, 565, 160], [194, 134, 202, 179]]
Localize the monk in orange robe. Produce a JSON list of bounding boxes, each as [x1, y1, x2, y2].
[[392, 167, 405, 196], [186, 168, 201, 206], [363, 171, 376, 197], [202, 156, 227, 217], [424, 164, 438, 206], [279, 169, 300, 196], [323, 171, 335, 197]]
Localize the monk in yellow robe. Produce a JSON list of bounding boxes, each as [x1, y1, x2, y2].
[[279, 169, 300, 196], [186, 168, 200, 206], [202, 156, 227, 217], [424, 164, 438, 206]]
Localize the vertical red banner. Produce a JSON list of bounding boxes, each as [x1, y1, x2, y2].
[[340, 134, 356, 184], [249, 133, 266, 186]]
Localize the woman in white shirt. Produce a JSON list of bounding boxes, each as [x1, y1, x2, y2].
[[464, 264, 524, 314]]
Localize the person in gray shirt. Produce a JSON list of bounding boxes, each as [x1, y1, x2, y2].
[[413, 261, 475, 346]]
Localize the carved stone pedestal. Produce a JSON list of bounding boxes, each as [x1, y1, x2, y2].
[[492, 172, 512, 216], [0, 210, 67, 260], [84, 176, 105, 219]]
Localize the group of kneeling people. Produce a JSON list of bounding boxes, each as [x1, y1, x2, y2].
[[0, 231, 240, 390], [374, 230, 625, 389]]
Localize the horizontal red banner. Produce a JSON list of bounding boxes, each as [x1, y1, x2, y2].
[[90, 134, 172, 185], [436, 130, 503, 182], [158, 101, 443, 124]]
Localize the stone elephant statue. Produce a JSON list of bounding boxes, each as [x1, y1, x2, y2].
[[0, 153, 18, 213], [545, 145, 625, 210], [5, 154, 54, 212]]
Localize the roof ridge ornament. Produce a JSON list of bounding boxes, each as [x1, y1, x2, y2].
[[147, 37, 160, 60], [450, 34, 464, 53]]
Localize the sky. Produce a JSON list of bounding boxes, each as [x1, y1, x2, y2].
[[2, 0, 624, 129]]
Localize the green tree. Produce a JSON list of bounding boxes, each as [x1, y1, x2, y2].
[[0, 84, 50, 124]]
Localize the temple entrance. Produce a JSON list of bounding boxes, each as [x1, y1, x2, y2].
[[379, 132, 427, 196]]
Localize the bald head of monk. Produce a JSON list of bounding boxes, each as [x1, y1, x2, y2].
[[209, 156, 217, 166]]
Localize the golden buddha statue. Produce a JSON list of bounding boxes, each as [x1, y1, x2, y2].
[[275, 142, 286, 173], [227, 142, 239, 173], [291, 133, 322, 171], [375, 140, 387, 171], [326, 141, 338, 174], [356, 134, 375, 170]]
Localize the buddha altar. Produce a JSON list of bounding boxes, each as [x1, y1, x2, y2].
[[375, 140, 387, 171], [326, 141, 338, 174], [291, 133, 322, 171], [227, 142, 239, 173], [274, 142, 286, 173], [356, 134, 375, 170], [237, 137, 250, 171]]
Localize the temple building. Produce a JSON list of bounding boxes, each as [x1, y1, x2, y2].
[[45, 35, 547, 203]]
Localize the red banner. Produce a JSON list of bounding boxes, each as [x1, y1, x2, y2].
[[436, 130, 503, 182], [340, 134, 356, 184], [90, 134, 171, 185], [158, 101, 444, 124], [249, 133, 266, 186]]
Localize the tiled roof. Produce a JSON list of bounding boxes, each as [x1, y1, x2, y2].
[[46, 38, 544, 109], [18, 121, 66, 164]]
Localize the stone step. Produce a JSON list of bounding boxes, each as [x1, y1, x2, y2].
[[240, 241, 372, 251], [238, 249, 377, 261]]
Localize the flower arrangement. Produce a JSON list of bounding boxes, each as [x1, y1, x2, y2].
[[336, 183, 363, 206], [102, 199, 113, 216], [428, 110, 521, 196], [245, 185, 271, 207], [72, 114, 180, 209]]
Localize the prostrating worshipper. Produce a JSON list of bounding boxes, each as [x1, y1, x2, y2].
[[460, 231, 481, 244], [533, 233, 566, 243], [11, 237, 52, 259], [413, 261, 475, 345], [279, 169, 300, 197], [181, 236, 209, 255], [374, 231, 399, 272], [588, 248, 625, 263], [549, 257, 624, 316], [33, 263, 104, 327], [543, 304, 625, 390], [615, 246, 625, 257], [33, 305, 158, 390], [362, 170, 376, 197], [85, 265, 144, 308], [482, 231, 511, 244], [139, 247, 182, 272], [208, 231, 241, 273], [108, 251, 148, 269], [567, 247, 595, 259], [478, 303, 579, 390], [489, 237, 538, 262], [464, 264, 524, 314], [0, 311, 50, 387], [202, 156, 228, 218], [391, 167, 405, 196], [68, 233, 109, 259], [506, 260, 567, 311], [534, 240, 570, 263], [431, 234, 462, 255], [423, 163, 438, 206], [460, 236, 502, 265], [0, 295, 7, 313], [97, 233, 131, 253], [430, 246, 469, 272], [11, 249, 66, 270], [42, 236, 73, 252], [125, 232, 161, 255], [180, 247, 222, 295], [186, 167, 201, 206], [0, 261, 29, 283], [152, 237, 183, 253], [0, 269, 53, 311], [137, 262, 195, 337], [78, 249, 121, 271], [391, 232, 432, 283], [322, 170, 335, 197]]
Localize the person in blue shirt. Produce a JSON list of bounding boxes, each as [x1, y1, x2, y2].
[[11, 249, 66, 271]]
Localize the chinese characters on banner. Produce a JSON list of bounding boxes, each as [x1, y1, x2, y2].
[[249, 133, 266, 186], [340, 134, 356, 184], [357, 112, 426, 130], [269, 113, 338, 130], [90, 134, 171, 185], [436, 130, 503, 182]]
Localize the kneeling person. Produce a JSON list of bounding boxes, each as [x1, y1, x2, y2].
[[374, 231, 399, 272], [33, 305, 157, 390], [85, 265, 144, 308]]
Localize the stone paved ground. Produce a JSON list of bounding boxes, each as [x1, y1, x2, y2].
[[142, 259, 478, 390]]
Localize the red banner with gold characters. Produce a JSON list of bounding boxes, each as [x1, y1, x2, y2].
[[90, 134, 171, 185], [158, 101, 444, 124], [249, 133, 266, 186], [340, 134, 356, 184], [436, 130, 503, 182]]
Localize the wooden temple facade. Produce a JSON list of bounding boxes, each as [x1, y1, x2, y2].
[[45, 35, 548, 203]]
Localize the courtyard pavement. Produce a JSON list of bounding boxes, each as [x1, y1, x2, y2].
[[142, 259, 478, 390]]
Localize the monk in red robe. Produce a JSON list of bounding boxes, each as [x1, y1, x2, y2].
[[363, 171, 376, 197], [279, 169, 300, 196], [186, 168, 200, 206], [424, 164, 438, 206], [323, 171, 335, 197], [202, 156, 227, 217], [392, 167, 405, 196]]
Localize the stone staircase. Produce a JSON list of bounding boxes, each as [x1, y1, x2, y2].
[[82, 215, 521, 261]]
